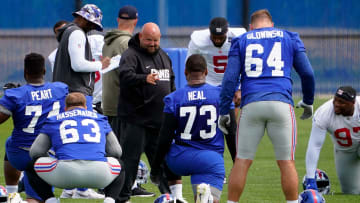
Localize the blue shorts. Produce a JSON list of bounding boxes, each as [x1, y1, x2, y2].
[[6, 137, 43, 201], [165, 144, 225, 190]]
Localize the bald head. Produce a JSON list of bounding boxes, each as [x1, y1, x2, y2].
[[139, 22, 161, 54], [65, 92, 87, 111]]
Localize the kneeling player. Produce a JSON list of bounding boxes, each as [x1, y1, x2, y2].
[[151, 54, 236, 203], [26, 93, 125, 203]]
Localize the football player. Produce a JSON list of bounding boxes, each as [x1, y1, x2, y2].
[[305, 86, 360, 194], [0, 53, 68, 202], [186, 17, 246, 163], [26, 92, 125, 203], [151, 54, 236, 203], [219, 9, 315, 203], [48, 21, 106, 199]]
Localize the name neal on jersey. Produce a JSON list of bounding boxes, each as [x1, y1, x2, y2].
[[188, 90, 206, 101]]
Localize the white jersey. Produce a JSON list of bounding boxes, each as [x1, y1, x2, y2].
[[186, 27, 246, 86], [306, 96, 360, 193], [313, 96, 360, 152], [87, 32, 104, 104]]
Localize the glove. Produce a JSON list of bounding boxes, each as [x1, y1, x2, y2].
[[296, 100, 313, 120], [218, 114, 230, 134], [305, 178, 318, 191], [150, 169, 161, 186], [3, 82, 21, 90]]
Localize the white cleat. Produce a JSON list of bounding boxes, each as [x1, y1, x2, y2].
[[72, 188, 105, 199], [103, 197, 116, 203], [60, 189, 74, 198], [7, 192, 28, 203], [196, 183, 213, 203]]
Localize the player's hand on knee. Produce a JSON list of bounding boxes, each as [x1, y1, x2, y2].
[[296, 100, 313, 120], [218, 114, 230, 134], [305, 178, 318, 190]]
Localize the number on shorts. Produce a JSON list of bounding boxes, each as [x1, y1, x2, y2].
[[60, 119, 101, 144], [180, 105, 217, 140]]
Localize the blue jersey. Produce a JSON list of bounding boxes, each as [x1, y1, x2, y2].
[[40, 108, 112, 161], [163, 84, 225, 154], [0, 82, 68, 148], [236, 27, 305, 104]]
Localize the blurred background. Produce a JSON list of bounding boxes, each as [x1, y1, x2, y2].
[[1, 0, 359, 95]]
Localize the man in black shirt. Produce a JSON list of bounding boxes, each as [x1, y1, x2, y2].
[[117, 22, 180, 203]]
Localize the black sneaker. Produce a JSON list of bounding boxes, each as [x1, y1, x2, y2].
[[131, 186, 155, 197]]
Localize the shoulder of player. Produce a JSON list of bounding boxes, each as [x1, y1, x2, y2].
[[48, 82, 69, 93], [2, 87, 24, 99], [280, 29, 301, 40], [228, 27, 247, 38], [313, 98, 334, 120], [190, 29, 211, 47]]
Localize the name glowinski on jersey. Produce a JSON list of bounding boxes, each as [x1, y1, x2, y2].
[[247, 30, 283, 39]]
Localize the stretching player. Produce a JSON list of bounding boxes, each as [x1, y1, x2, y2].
[[26, 93, 125, 203], [0, 53, 68, 202], [305, 86, 360, 194], [219, 9, 315, 203], [151, 54, 236, 203]]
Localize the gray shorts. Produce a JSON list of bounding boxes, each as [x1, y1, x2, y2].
[[236, 101, 297, 160], [34, 157, 120, 189], [335, 148, 360, 194]]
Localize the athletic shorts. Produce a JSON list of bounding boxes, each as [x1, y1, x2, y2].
[[165, 144, 225, 190], [334, 148, 360, 194], [236, 101, 297, 160], [34, 157, 120, 189], [6, 137, 43, 200]]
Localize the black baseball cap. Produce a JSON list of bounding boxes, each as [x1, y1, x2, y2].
[[335, 86, 356, 102], [209, 17, 229, 35], [118, 5, 138, 20]]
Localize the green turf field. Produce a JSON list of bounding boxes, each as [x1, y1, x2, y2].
[[1, 97, 360, 202]]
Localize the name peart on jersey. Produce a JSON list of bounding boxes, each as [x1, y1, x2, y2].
[[40, 108, 112, 161], [0, 82, 68, 148], [313, 96, 360, 152], [187, 28, 246, 86], [163, 83, 228, 154]]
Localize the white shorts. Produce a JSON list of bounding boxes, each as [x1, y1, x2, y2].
[[236, 101, 297, 160], [34, 157, 121, 189]]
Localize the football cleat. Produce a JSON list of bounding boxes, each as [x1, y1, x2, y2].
[[196, 183, 213, 203], [7, 192, 28, 203], [299, 189, 326, 203], [72, 188, 105, 199], [302, 169, 330, 195], [60, 189, 75, 198]]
